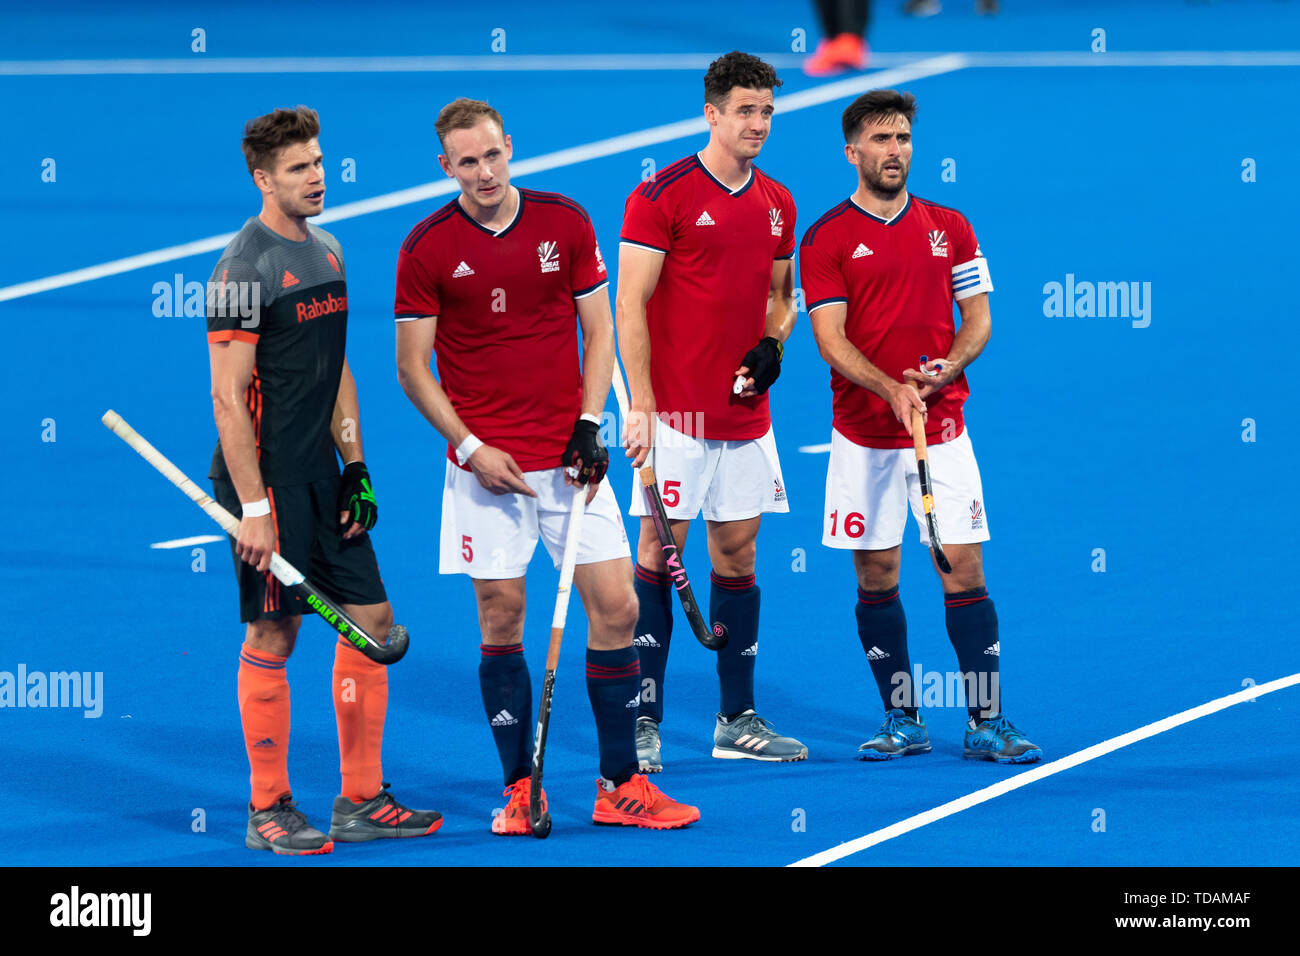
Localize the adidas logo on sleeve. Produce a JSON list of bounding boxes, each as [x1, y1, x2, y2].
[[490, 709, 519, 727]]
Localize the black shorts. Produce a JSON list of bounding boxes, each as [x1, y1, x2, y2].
[[213, 475, 387, 623]]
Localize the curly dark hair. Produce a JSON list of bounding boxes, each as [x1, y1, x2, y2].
[[703, 51, 782, 109], [841, 90, 917, 143], [242, 106, 320, 175]]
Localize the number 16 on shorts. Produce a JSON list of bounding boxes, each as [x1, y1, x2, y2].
[[821, 428, 991, 550], [827, 509, 866, 540]]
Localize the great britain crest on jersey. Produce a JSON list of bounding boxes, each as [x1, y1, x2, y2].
[[970, 498, 984, 530], [769, 208, 784, 237], [928, 230, 949, 258], [594, 243, 606, 273], [538, 240, 560, 274]]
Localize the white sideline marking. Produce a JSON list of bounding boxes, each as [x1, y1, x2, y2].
[[799, 443, 832, 454], [0, 55, 967, 304], [961, 50, 1300, 68], [0, 50, 1295, 76], [789, 671, 1300, 867], [0, 52, 811, 76], [150, 534, 223, 549]]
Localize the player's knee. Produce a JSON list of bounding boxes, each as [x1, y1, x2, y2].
[[636, 526, 667, 571], [710, 540, 756, 577], [479, 600, 525, 644], [855, 551, 900, 591], [944, 568, 986, 593], [246, 617, 300, 657], [941, 545, 984, 591], [370, 602, 394, 634], [602, 588, 640, 636]]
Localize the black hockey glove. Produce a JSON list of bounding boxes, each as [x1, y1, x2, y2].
[[739, 336, 783, 394], [337, 461, 378, 532], [562, 418, 609, 485]]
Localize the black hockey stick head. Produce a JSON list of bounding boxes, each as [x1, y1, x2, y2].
[[366, 624, 410, 665], [927, 520, 953, 574], [701, 618, 728, 652], [531, 810, 552, 839]]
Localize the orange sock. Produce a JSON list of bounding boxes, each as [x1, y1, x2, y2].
[[333, 640, 388, 801], [237, 645, 291, 811]]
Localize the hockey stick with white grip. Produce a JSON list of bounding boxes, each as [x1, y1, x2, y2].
[[101, 409, 409, 664], [528, 483, 586, 838]]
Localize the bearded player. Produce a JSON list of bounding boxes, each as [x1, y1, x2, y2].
[[619, 52, 807, 771], [395, 98, 698, 833], [207, 106, 442, 855], [801, 90, 1041, 763]]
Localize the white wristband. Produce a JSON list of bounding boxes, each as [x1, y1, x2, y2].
[[241, 497, 271, 518], [580, 413, 601, 425], [455, 434, 484, 466]]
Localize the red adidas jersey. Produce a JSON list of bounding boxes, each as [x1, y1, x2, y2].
[[620, 154, 795, 440], [799, 194, 992, 449], [394, 187, 608, 471]]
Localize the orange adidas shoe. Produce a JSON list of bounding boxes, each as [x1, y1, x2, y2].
[[803, 33, 869, 77], [492, 778, 546, 836], [592, 774, 700, 829]]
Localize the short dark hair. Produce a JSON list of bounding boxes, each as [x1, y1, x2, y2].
[[242, 106, 320, 175], [704, 51, 782, 109], [841, 90, 918, 142], [435, 98, 506, 153]]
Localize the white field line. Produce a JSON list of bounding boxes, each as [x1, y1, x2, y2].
[[799, 443, 832, 454], [150, 534, 224, 549], [0, 50, 1295, 76], [0, 56, 968, 304], [0, 52, 812, 76], [789, 671, 1300, 867]]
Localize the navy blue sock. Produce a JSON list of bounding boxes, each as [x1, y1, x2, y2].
[[585, 647, 641, 785], [711, 571, 758, 719], [855, 586, 915, 716], [632, 563, 672, 723], [944, 587, 1001, 721], [478, 643, 532, 785]]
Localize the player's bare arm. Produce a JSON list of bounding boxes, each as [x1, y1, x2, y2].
[[902, 292, 991, 401], [810, 301, 925, 436], [331, 358, 372, 538], [209, 337, 276, 571], [734, 257, 797, 397], [395, 315, 536, 498], [569, 289, 616, 501], [615, 242, 665, 467]]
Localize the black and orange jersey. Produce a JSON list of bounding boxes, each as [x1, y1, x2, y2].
[[206, 217, 348, 486]]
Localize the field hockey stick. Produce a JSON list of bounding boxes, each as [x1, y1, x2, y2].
[[610, 368, 727, 651], [909, 405, 953, 575], [528, 483, 586, 839], [101, 410, 409, 665]]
